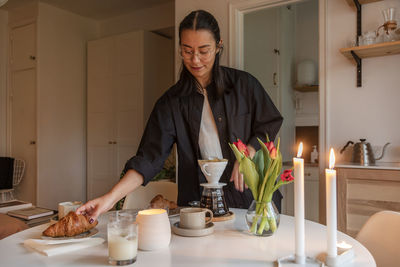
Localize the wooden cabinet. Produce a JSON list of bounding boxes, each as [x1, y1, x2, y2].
[[337, 167, 400, 237], [283, 165, 319, 222], [87, 31, 173, 199]]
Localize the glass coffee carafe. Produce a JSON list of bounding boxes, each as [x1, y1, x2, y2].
[[198, 159, 229, 217], [377, 7, 398, 42]]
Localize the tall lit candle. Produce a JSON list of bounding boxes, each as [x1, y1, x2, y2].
[[326, 148, 337, 258], [293, 142, 305, 264]]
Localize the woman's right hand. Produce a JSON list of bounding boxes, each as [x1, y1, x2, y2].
[[76, 193, 115, 224], [76, 169, 144, 223]]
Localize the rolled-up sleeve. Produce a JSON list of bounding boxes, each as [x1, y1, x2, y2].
[[123, 95, 176, 185], [247, 74, 283, 150]]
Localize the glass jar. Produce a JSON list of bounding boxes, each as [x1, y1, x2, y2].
[[245, 200, 280, 237]]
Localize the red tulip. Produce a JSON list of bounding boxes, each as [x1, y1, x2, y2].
[[281, 169, 294, 182], [234, 139, 249, 157], [265, 141, 277, 159]]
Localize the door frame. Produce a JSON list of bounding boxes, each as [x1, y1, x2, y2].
[[229, 0, 328, 224]]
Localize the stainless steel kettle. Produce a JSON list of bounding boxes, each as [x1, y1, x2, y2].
[[340, 139, 390, 166]]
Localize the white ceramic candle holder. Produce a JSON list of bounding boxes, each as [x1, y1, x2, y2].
[[317, 242, 355, 267], [277, 255, 323, 266], [135, 209, 171, 251]]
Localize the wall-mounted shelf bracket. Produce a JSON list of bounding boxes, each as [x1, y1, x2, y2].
[[353, 0, 362, 45], [351, 51, 362, 87]]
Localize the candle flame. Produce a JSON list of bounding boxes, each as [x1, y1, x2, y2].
[[297, 142, 303, 158], [329, 148, 335, 169]]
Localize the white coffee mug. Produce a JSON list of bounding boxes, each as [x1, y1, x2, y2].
[[179, 207, 213, 229], [58, 201, 82, 218]]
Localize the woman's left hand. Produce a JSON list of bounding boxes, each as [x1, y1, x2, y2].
[[230, 144, 255, 192], [230, 160, 248, 192]]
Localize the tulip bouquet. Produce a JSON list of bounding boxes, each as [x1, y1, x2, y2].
[[229, 136, 294, 235]]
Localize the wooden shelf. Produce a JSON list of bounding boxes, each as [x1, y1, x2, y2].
[[340, 40, 400, 60], [345, 0, 382, 6], [294, 85, 318, 92]]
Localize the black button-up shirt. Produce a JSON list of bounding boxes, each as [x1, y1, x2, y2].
[[124, 67, 283, 208]]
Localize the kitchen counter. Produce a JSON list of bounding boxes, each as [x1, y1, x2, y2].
[[336, 162, 400, 170]]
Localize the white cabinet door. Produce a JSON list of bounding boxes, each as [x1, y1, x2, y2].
[[115, 32, 144, 174], [304, 167, 319, 222], [282, 166, 319, 222], [87, 31, 173, 200], [243, 8, 279, 105], [87, 37, 119, 199], [87, 33, 144, 200], [11, 69, 36, 203], [10, 22, 37, 204], [10, 23, 36, 71]]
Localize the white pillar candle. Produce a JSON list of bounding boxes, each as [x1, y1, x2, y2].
[[293, 142, 305, 264], [326, 148, 337, 258]]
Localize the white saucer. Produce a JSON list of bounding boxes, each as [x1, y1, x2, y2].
[[171, 222, 214, 237], [200, 183, 226, 188]]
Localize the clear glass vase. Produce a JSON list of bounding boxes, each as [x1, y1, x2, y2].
[[245, 200, 280, 236]]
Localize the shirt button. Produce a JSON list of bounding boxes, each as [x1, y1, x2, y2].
[[218, 117, 222, 122]]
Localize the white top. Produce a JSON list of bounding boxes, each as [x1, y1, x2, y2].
[[198, 91, 223, 160], [0, 209, 375, 267]]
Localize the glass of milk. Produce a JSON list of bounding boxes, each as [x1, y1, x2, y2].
[[108, 210, 138, 265]]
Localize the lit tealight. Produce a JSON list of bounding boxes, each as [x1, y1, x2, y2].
[[138, 209, 166, 216], [337, 241, 352, 254]]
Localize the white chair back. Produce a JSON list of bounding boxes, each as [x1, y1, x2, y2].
[[122, 180, 178, 210], [356, 210, 400, 267], [13, 159, 25, 186]]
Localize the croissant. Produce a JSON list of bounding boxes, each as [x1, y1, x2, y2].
[[42, 211, 98, 237], [150, 194, 178, 209]]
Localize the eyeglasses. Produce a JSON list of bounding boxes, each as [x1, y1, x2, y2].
[[179, 47, 216, 61]]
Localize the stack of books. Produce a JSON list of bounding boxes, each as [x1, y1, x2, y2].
[[7, 206, 55, 227], [0, 200, 32, 213]]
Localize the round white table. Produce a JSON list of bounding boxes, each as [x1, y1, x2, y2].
[[0, 208, 375, 267]]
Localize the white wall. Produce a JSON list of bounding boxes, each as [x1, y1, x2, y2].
[[99, 1, 175, 38], [327, 0, 400, 163], [0, 10, 7, 156], [37, 2, 98, 209]]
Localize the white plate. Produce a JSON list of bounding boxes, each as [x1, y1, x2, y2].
[[41, 228, 99, 241], [171, 222, 214, 237]]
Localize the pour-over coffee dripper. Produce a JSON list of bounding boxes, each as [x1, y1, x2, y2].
[[198, 159, 229, 217]]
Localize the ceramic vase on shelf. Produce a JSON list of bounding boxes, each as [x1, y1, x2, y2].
[[245, 200, 280, 237]]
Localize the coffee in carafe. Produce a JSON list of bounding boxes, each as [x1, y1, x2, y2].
[[198, 159, 229, 217], [200, 185, 228, 217]]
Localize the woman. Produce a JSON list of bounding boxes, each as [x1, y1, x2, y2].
[[77, 10, 283, 223]]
